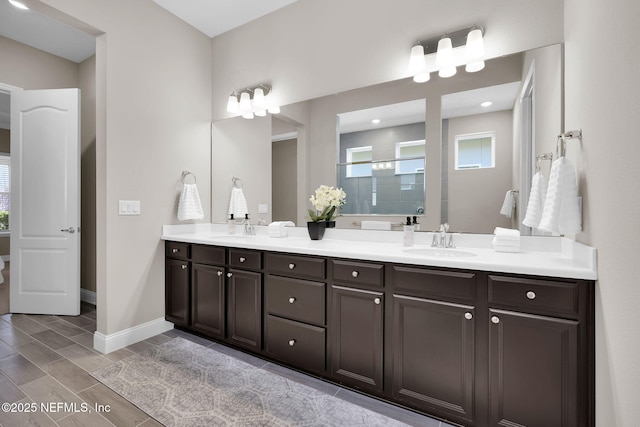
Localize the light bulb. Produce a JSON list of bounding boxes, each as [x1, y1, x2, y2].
[[226, 94, 239, 114], [465, 28, 485, 72], [408, 44, 426, 75], [253, 87, 266, 110], [239, 92, 252, 114], [436, 36, 456, 78]]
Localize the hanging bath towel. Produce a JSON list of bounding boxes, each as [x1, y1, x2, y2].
[[522, 171, 548, 229], [177, 183, 204, 221], [538, 157, 582, 234], [500, 190, 516, 218], [228, 187, 249, 218]]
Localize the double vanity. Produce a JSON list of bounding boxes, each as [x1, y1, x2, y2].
[[162, 223, 596, 427]]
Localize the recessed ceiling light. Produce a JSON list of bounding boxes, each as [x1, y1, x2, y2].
[[481, 101, 492, 107], [8, 0, 29, 10], [371, 119, 380, 124]]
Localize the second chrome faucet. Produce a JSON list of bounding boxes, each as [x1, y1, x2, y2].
[[432, 223, 455, 248]]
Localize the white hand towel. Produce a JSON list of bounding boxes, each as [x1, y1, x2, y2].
[[361, 220, 392, 230], [228, 187, 249, 218], [493, 227, 520, 252], [500, 190, 516, 218], [522, 172, 548, 229], [177, 183, 204, 221], [494, 227, 521, 240], [538, 158, 582, 234]]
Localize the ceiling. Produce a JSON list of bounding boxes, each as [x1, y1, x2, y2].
[[339, 82, 521, 134]]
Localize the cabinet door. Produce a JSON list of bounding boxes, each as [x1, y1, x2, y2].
[[331, 285, 383, 392], [489, 309, 578, 427], [392, 295, 475, 424], [191, 263, 225, 339], [165, 258, 190, 327], [227, 269, 262, 351]]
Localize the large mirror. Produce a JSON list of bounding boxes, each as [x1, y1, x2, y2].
[[211, 44, 562, 234]]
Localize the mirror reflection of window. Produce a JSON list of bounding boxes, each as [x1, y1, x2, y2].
[[346, 146, 372, 178], [455, 132, 495, 170], [395, 140, 425, 174]]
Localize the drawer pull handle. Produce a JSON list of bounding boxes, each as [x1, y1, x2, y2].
[[491, 316, 500, 324], [239, 257, 246, 263], [181, 264, 187, 270], [352, 271, 359, 278], [172, 248, 179, 254], [288, 339, 296, 347], [526, 291, 536, 300], [227, 272, 233, 278], [288, 297, 296, 304], [374, 297, 381, 305], [288, 263, 295, 270], [217, 271, 223, 277], [465, 312, 473, 320]]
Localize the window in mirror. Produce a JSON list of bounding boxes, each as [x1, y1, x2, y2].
[[346, 146, 372, 178], [395, 140, 425, 174], [454, 132, 495, 170]]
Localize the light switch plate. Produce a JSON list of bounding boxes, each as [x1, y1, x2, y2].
[[258, 203, 268, 214], [119, 200, 141, 216]]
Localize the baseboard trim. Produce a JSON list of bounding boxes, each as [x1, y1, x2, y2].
[[80, 289, 96, 305], [93, 317, 174, 354]]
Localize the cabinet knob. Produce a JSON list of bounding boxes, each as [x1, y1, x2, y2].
[[288, 263, 295, 270], [288, 297, 296, 304], [352, 270, 359, 278], [288, 339, 296, 347], [491, 316, 500, 324], [465, 312, 473, 320], [217, 271, 223, 277], [172, 248, 179, 254], [373, 297, 381, 305], [239, 257, 246, 263], [526, 290, 536, 300], [181, 264, 187, 270], [227, 272, 233, 278]]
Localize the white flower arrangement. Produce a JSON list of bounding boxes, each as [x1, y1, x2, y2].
[[308, 185, 346, 222]]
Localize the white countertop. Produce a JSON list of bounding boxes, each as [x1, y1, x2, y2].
[[161, 223, 597, 280]]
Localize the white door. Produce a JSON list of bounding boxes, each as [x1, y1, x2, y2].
[[10, 88, 80, 315]]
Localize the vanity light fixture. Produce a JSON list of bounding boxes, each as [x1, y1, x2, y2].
[[408, 43, 430, 83], [465, 27, 486, 72], [8, 0, 29, 9], [408, 25, 485, 82], [226, 83, 280, 119], [436, 36, 456, 78]]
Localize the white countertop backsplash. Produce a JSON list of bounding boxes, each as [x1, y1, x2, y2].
[[161, 223, 597, 280]]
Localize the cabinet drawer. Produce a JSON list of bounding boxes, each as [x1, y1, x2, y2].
[[488, 275, 580, 318], [266, 253, 326, 280], [391, 265, 476, 302], [191, 245, 225, 265], [228, 249, 262, 270], [265, 315, 326, 373], [331, 260, 384, 288], [266, 275, 325, 325], [165, 242, 189, 260]]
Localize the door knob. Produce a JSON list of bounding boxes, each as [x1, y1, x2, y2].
[[465, 312, 473, 320], [373, 297, 381, 305], [60, 227, 76, 234], [217, 271, 223, 277]]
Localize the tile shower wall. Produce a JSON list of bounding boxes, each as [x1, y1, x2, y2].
[[339, 123, 425, 215]]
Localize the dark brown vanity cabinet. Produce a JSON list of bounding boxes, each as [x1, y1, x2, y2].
[[165, 242, 190, 327], [190, 245, 226, 339], [487, 275, 591, 427], [390, 266, 477, 425], [264, 253, 327, 374], [226, 249, 263, 351], [165, 241, 594, 427], [330, 260, 385, 393]]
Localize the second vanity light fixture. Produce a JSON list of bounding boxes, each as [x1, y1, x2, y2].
[[408, 26, 485, 83], [226, 83, 280, 119]]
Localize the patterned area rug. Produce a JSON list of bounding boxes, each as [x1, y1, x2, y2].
[[91, 337, 409, 426]]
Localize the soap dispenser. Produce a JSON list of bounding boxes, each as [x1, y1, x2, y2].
[[412, 215, 420, 231], [228, 213, 237, 234], [403, 216, 414, 246]]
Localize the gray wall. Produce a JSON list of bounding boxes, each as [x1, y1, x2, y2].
[[446, 110, 513, 233]]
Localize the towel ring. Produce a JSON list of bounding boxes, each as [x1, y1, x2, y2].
[[232, 176, 243, 188], [181, 171, 196, 184]]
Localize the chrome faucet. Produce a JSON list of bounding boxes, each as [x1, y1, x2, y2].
[[432, 223, 455, 248]]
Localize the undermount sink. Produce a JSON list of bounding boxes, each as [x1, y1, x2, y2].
[[403, 247, 477, 258]]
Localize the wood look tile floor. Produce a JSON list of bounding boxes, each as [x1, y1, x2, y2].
[[0, 304, 455, 427]]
